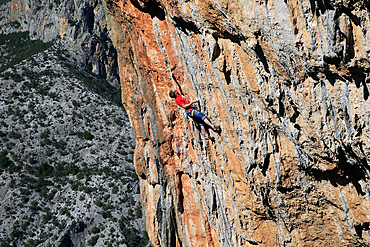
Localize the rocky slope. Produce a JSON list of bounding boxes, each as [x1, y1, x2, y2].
[[0, 0, 152, 246], [102, 0, 370, 246], [0, 41, 150, 246]]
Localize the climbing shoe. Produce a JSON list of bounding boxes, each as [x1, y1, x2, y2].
[[214, 126, 221, 133], [205, 136, 215, 142]]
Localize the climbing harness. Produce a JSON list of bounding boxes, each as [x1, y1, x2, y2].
[[186, 105, 197, 117]]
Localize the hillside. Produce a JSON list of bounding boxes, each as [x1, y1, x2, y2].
[[0, 35, 150, 246]]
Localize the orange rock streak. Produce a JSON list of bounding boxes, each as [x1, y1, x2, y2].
[[102, 0, 370, 246]]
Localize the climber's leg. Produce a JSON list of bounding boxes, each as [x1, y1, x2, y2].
[[192, 109, 220, 136], [201, 125, 214, 142], [200, 125, 208, 138], [203, 117, 221, 133], [203, 117, 215, 130], [192, 110, 213, 128]]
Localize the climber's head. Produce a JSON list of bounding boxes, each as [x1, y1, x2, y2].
[[169, 90, 179, 98]]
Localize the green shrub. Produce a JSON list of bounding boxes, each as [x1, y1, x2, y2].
[[0, 131, 7, 138], [60, 207, 68, 215], [54, 162, 79, 177], [121, 227, 149, 247], [36, 163, 54, 177], [0, 151, 12, 169], [52, 139, 67, 150], [75, 131, 94, 140], [20, 188, 31, 196], [68, 19, 78, 26], [0, 242, 12, 247], [37, 86, 50, 96], [7, 163, 21, 173], [72, 100, 79, 107], [42, 211, 52, 223], [95, 200, 102, 207], [28, 156, 38, 165], [130, 171, 138, 180], [45, 189, 57, 201], [26, 238, 43, 247], [112, 186, 118, 194], [20, 176, 37, 187], [91, 226, 100, 234], [101, 211, 112, 219], [33, 177, 53, 192], [21, 221, 30, 231], [10, 229, 24, 239], [88, 235, 99, 246], [8, 179, 15, 188], [135, 206, 142, 218], [29, 200, 40, 214]]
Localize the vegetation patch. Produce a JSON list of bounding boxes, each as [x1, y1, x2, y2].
[[0, 31, 53, 73], [69, 67, 123, 107]]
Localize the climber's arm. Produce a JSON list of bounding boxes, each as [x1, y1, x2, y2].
[[181, 99, 199, 109]]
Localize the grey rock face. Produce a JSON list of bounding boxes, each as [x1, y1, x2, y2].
[[0, 0, 118, 84]]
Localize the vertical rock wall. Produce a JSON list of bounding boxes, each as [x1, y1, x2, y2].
[[102, 0, 370, 246]]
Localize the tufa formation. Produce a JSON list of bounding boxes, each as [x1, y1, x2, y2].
[[102, 0, 370, 246]]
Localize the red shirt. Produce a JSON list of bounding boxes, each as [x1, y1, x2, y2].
[[175, 92, 193, 111]]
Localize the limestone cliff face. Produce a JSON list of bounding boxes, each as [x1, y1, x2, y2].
[[102, 0, 370, 246]]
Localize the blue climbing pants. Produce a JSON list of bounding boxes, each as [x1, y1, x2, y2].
[[188, 109, 206, 126]]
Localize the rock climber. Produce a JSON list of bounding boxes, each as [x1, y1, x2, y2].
[[169, 90, 221, 142]]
